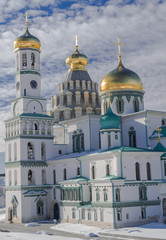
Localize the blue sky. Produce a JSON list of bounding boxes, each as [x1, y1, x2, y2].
[[0, 0, 166, 152]]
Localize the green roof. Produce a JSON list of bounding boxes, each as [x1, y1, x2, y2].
[[102, 146, 153, 153], [161, 153, 166, 160], [20, 113, 53, 119], [16, 28, 40, 43], [153, 143, 166, 152], [150, 126, 166, 139], [58, 176, 89, 184], [100, 107, 121, 130], [91, 175, 124, 182]]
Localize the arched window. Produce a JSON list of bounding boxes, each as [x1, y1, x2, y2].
[[133, 98, 139, 112], [14, 142, 17, 161], [115, 189, 120, 202], [8, 143, 11, 162], [106, 164, 110, 176], [108, 133, 111, 148], [22, 53, 27, 68], [27, 142, 34, 159], [163, 198, 166, 216], [77, 167, 80, 176], [118, 99, 123, 113], [37, 199, 44, 216], [81, 209, 85, 220], [141, 208, 146, 219], [28, 169, 33, 184], [11, 196, 18, 218], [129, 127, 136, 147], [103, 189, 108, 202], [92, 166, 95, 179], [41, 143, 46, 160], [53, 169, 56, 184], [34, 123, 38, 130], [146, 162, 151, 180], [31, 53, 36, 69], [64, 168, 67, 180], [96, 190, 100, 202], [135, 162, 140, 180], [42, 169, 46, 184], [162, 119, 166, 126], [139, 184, 147, 200], [14, 170, 17, 185], [9, 170, 11, 186], [72, 208, 76, 219], [117, 211, 122, 221]]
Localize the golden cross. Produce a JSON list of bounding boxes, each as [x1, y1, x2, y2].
[[25, 12, 29, 27], [113, 36, 125, 60], [75, 35, 78, 46], [156, 126, 162, 143]]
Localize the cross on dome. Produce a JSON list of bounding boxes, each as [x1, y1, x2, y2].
[[113, 36, 125, 64]]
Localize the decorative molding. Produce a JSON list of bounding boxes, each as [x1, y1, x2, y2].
[[5, 160, 48, 168], [19, 70, 40, 76]]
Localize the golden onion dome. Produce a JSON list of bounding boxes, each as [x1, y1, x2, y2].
[[66, 36, 88, 71], [14, 16, 41, 51], [100, 58, 143, 93]]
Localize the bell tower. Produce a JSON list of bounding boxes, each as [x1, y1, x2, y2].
[[5, 14, 54, 223]]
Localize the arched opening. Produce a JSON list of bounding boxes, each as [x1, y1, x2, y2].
[[34, 123, 38, 130], [27, 142, 34, 160], [77, 167, 80, 176], [135, 162, 140, 180], [14, 170, 17, 185], [22, 53, 27, 68], [54, 203, 59, 220], [129, 127, 136, 147], [162, 119, 166, 126], [28, 169, 35, 185], [8, 143, 11, 162], [37, 199, 44, 216], [42, 169, 46, 184], [106, 164, 110, 175], [163, 198, 166, 216], [14, 142, 17, 161], [146, 162, 151, 180], [133, 98, 139, 112], [9, 170, 11, 186], [31, 53, 36, 69]]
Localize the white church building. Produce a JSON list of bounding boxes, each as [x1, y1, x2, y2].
[[4, 17, 166, 228]]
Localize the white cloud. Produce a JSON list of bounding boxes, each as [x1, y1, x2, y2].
[[0, 0, 166, 151]]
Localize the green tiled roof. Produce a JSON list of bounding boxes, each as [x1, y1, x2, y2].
[[58, 176, 89, 184], [153, 143, 166, 152], [20, 113, 53, 118], [102, 146, 153, 153]]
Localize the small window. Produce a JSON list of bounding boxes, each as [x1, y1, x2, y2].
[[22, 53, 27, 67], [135, 162, 140, 180], [81, 209, 85, 220], [141, 208, 146, 219], [104, 190, 108, 202], [115, 134, 118, 140], [77, 167, 80, 175], [108, 133, 111, 148], [133, 98, 139, 112], [24, 89, 26, 96], [115, 189, 120, 202], [59, 150, 62, 155], [88, 210, 91, 220], [64, 168, 67, 180], [106, 164, 110, 175], [146, 162, 151, 180], [53, 170, 56, 184], [92, 166, 95, 179], [117, 212, 122, 221], [162, 119, 166, 126], [96, 190, 100, 202], [31, 53, 36, 69]]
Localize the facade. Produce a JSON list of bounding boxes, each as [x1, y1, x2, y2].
[[5, 19, 166, 228]]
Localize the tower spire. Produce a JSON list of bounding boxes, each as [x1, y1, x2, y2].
[[25, 12, 29, 36], [75, 35, 78, 53], [113, 36, 125, 70]]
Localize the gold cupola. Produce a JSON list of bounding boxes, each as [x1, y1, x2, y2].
[[14, 13, 41, 51], [66, 36, 88, 71], [100, 37, 143, 93]]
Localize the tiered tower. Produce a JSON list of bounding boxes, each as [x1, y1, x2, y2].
[[51, 36, 101, 121], [5, 15, 54, 223]]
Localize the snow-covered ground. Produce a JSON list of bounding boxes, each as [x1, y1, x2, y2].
[[1, 208, 166, 239], [53, 222, 166, 239]]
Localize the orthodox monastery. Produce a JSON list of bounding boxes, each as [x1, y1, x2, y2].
[[5, 17, 166, 228]]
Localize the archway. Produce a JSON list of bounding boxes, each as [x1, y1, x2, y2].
[[54, 203, 59, 220]]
